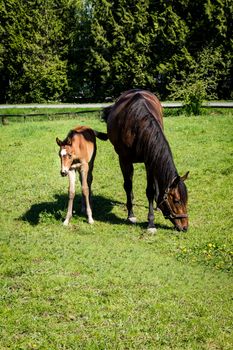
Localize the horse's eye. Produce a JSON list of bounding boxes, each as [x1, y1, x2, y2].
[[68, 154, 72, 159], [174, 199, 181, 205]]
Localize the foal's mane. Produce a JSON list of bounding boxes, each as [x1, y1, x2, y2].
[[63, 127, 95, 145]]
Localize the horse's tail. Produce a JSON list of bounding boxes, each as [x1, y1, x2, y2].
[[102, 105, 113, 122], [93, 130, 108, 141]]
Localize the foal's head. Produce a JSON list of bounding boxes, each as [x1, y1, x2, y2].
[[56, 137, 75, 177], [158, 172, 189, 231]]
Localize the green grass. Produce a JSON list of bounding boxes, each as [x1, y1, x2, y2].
[[0, 107, 102, 124], [0, 112, 232, 349]]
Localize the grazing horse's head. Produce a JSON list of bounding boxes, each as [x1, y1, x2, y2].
[[158, 172, 189, 231], [56, 137, 75, 177]]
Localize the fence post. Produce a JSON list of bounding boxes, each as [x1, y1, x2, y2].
[[2, 116, 9, 125]]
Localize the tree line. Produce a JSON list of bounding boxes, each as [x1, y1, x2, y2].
[[0, 0, 232, 103]]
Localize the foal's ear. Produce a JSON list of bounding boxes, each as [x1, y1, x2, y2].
[[66, 137, 72, 146], [181, 171, 189, 182], [56, 137, 63, 146]]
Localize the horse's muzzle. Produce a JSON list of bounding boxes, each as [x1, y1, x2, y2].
[[175, 224, 188, 232]]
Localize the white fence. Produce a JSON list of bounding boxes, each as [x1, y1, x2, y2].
[[0, 102, 232, 124], [1, 102, 233, 110]]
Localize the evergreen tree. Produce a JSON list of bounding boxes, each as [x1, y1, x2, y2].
[[66, 0, 93, 101], [148, 0, 191, 98], [86, 0, 232, 100], [0, 0, 70, 103], [87, 0, 153, 100], [170, 0, 233, 99], [0, 0, 232, 102]]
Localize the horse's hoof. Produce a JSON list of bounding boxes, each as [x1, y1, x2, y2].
[[63, 220, 69, 226], [88, 218, 94, 224], [147, 227, 157, 234], [128, 216, 137, 224]]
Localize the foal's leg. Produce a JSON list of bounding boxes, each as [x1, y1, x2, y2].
[[80, 162, 93, 214], [80, 162, 94, 224], [87, 161, 94, 204], [79, 171, 86, 214], [119, 158, 136, 223], [64, 169, 76, 226], [146, 171, 156, 233]]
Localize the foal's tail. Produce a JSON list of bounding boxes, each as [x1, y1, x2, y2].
[[93, 130, 108, 141]]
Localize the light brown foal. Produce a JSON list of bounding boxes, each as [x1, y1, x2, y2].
[[56, 126, 107, 225]]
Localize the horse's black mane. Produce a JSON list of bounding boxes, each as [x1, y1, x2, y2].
[[177, 179, 188, 205], [134, 93, 179, 189], [103, 91, 179, 192]]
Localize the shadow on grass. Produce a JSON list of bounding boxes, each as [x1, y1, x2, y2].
[[20, 193, 173, 230], [20, 194, 125, 226]]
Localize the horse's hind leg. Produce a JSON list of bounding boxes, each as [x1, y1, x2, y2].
[[146, 171, 156, 233], [119, 159, 136, 223], [80, 163, 94, 224], [64, 169, 76, 226]]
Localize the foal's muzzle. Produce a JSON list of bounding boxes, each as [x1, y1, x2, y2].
[[60, 170, 68, 177]]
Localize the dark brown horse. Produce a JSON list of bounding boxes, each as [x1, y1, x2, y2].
[[103, 89, 189, 232]]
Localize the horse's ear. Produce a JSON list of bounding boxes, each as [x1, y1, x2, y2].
[[56, 137, 63, 146], [170, 176, 180, 189], [181, 171, 189, 182]]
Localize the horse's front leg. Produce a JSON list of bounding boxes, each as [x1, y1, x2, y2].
[[64, 169, 76, 226], [80, 162, 94, 224], [146, 171, 157, 234], [119, 159, 136, 224]]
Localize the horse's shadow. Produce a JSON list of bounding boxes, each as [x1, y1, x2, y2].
[[21, 194, 173, 230]]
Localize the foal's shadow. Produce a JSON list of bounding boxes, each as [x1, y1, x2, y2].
[[21, 194, 126, 226]]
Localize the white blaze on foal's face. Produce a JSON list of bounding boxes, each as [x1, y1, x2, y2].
[[59, 146, 73, 174], [60, 148, 67, 157]]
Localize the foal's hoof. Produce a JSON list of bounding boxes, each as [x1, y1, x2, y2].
[[88, 218, 94, 224], [147, 227, 157, 234], [127, 216, 137, 224], [63, 220, 69, 226]]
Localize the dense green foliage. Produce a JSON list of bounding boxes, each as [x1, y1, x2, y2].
[[0, 0, 72, 103], [0, 0, 232, 102], [169, 46, 227, 115], [0, 112, 232, 348]]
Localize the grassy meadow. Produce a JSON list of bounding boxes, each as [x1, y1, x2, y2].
[[0, 110, 232, 349]]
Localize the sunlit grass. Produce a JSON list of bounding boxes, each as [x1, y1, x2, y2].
[[0, 112, 232, 349]]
